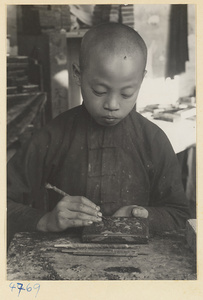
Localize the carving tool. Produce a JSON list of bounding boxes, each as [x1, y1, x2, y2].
[[54, 243, 139, 249], [61, 249, 138, 257], [45, 182, 107, 220], [45, 182, 68, 197]]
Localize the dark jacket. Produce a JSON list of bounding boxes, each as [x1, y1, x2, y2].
[[7, 104, 190, 240]]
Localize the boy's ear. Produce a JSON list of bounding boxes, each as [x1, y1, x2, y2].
[[72, 63, 81, 86]]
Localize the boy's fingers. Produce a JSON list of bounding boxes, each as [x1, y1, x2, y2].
[[66, 211, 102, 223], [63, 200, 101, 218], [61, 196, 101, 218], [56, 218, 95, 230], [66, 219, 94, 228], [80, 196, 100, 210], [63, 195, 100, 211], [132, 207, 148, 218]]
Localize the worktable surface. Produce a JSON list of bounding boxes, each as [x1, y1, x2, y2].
[[7, 231, 196, 280]]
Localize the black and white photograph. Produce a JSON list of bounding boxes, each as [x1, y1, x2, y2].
[[5, 2, 198, 290]]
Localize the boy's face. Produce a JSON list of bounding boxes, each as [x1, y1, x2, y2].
[[76, 50, 146, 127]]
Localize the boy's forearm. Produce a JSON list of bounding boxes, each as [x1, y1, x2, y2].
[[145, 206, 190, 233], [7, 198, 46, 234]]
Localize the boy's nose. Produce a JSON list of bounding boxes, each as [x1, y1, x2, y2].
[[103, 97, 119, 111]]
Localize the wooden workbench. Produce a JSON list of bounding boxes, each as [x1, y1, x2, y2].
[[7, 231, 196, 280]]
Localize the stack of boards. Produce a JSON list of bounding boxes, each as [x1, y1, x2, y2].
[[7, 56, 39, 95]]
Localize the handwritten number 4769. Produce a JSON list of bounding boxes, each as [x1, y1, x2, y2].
[[9, 282, 40, 297]]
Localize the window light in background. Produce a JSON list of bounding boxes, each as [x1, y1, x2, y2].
[[137, 76, 180, 110]]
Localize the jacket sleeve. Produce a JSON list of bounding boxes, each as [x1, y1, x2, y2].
[[7, 108, 79, 245], [145, 129, 191, 233], [7, 130, 52, 241]]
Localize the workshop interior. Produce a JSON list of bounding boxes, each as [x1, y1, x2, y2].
[[7, 4, 196, 281], [7, 4, 196, 214]]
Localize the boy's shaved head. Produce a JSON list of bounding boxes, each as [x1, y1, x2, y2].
[[76, 23, 148, 127], [79, 23, 147, 72]]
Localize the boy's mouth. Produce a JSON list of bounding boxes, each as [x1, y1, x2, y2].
[[103, 116, 117, 119], [102, 116, 119, 125]]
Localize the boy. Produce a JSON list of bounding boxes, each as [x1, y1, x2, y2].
[[7, 23, 190, 241]]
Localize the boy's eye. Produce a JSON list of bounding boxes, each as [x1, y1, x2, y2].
[[92, 89, 106, 97], [121, 94, 133, 99]]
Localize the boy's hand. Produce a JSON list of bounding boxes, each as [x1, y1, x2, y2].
[[37, 195, 102, 232], [113, 205, 148, 218]]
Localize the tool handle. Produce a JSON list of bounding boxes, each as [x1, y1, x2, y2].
[[45, 183, 68, 197]]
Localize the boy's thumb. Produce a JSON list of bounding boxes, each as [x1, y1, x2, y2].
[[132, 207, 148, 218]]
